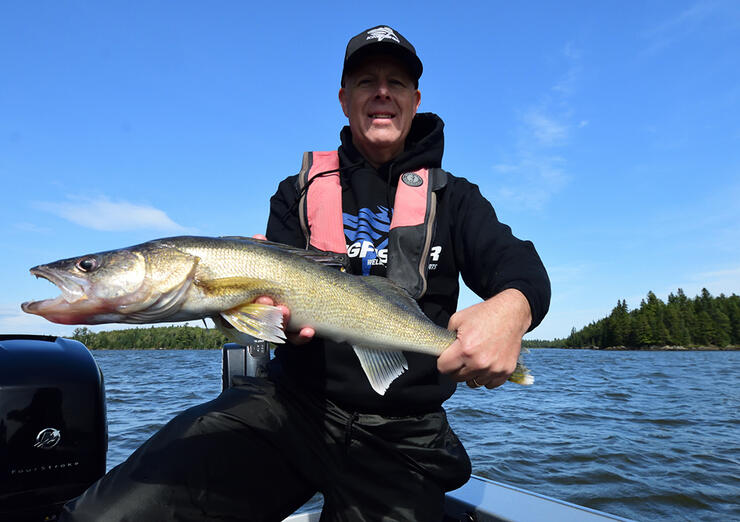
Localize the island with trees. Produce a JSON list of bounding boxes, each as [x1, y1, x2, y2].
[[525, 288, 739, 350], [71, 324, 229, 350]]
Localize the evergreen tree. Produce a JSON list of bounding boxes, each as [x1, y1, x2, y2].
[[559, 288, 738, 349], [664, 306, 690, 346], [635, 314, 654, 347], [727, 297, 740, 344], [606, 300, 630, 346], [694, 311, 716, 346], [711, 310, 731, 346]]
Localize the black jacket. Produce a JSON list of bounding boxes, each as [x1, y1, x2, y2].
[[266, 112, 550, 414]]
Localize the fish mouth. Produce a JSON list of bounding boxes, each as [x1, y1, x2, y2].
[[29, 266, 91, 303], [21, 266, 99, 322]]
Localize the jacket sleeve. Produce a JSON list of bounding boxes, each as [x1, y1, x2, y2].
[[449, 177, 551, 331], [265, 174, 306, 249]]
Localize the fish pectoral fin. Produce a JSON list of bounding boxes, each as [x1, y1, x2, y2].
[[221, 303, 286, 344], [352, 346, 408, 396], [212, 315, 265, 345]]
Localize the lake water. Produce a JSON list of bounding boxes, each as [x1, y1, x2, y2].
[[93, 348, 739, 521]]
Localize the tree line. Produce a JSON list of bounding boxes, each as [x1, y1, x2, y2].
[[70, 288, 739, 350], [72, 325, 229, 350], [555, 288, 740, 349]]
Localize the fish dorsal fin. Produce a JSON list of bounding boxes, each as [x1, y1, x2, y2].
[[361, 276, 427, 317], [220, 302, 286, 344], [219, 236, 345, 268], [353, 346, 409, 395]]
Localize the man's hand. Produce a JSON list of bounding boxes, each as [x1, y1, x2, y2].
[[437, 288, 531, 389], [252, 234, 315, 345], [253, 295, 315, 345]]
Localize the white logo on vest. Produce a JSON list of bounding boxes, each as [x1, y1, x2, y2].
[[34, 428, 61, 450], [401, 172, 423, 187], [366, 27, 400, 43]]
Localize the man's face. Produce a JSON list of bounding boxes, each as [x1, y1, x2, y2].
[[339, 55, 421, 166]]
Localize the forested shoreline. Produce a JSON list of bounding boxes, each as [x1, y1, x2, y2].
[[71, 325, 228, 350], [70, 288, 739, 351], [547, 288, 740, 350]]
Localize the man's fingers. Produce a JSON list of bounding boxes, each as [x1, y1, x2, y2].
[[254, 296, 290, 323], [437, 340, 464, 374], [254, 297, 314, 345], [465, 374, 507, 390], [485, 377, 507, 389], [286, 327, 315, 345], [249, 294, 315, 345]]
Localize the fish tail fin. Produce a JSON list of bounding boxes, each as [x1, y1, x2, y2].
[[353, 346, 408, 395], [508, 360, 535, 386]]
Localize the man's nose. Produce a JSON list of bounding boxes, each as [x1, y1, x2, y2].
[[375, 80, 390, 97]]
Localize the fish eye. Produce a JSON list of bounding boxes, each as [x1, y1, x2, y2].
[[76, 256, 99, 273]]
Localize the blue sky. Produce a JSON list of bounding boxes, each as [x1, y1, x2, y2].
[[1, 1, 738, 341]]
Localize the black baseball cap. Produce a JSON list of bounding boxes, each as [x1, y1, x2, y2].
[[341, 25, 423, 86]]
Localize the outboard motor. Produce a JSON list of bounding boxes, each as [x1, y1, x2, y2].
[[0, 335, 107, 521]]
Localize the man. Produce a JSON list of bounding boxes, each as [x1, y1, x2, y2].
[[61, 25, 549, 521]]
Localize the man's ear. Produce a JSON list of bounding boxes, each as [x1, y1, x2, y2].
[[338, 88, 350, 118]]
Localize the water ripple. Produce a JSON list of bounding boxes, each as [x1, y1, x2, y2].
[[93, 348, 740, 521]]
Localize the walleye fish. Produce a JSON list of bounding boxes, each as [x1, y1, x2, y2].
[[22, 236, 534, 394]]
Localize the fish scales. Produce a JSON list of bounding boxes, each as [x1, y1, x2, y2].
[[169, 236, 451, 355]]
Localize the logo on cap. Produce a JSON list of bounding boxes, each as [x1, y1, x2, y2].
[[366, 27, 400, 43], [34, 428, 61, 450], [401, 172, 424, 187]]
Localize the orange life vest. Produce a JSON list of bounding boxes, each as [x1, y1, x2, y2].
[[296, 151, 447, 298]]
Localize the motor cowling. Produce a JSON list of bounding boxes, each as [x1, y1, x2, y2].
[[0, 335, 107, 520]]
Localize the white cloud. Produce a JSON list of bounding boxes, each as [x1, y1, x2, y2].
[[644, 0, 739, 54], [524, 110, 569, 146], [34, 195, 186, 232], [686, 267, 740, 296], [615, 267, 740, 313], [0, 303, 75, 336], [492, 42, 585, 210], [493, 153, 569, 210], [552, 42, 582, 97], [13, 222, 52, 233]]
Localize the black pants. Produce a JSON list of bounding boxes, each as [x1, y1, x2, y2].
[[60, 375, 471, 521]]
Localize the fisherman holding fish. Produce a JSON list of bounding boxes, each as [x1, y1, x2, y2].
[[41, 25, 550, 521]]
